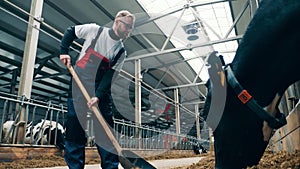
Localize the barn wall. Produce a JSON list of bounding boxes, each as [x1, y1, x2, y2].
[[270, 101, 300, 152], [230, 0, 258, 38]]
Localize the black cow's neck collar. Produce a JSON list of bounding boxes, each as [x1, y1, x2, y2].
[[225, 65, 286, 129]]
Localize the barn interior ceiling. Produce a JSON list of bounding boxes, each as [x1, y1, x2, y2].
[[0, 0, 256, 131]]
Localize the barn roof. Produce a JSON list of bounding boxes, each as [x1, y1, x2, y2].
[[0, 0, 255, 132]]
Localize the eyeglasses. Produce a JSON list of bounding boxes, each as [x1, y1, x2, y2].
[[119, 20, 133, 30]]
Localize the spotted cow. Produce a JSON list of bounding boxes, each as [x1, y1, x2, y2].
[[1, 119, 65, 150]]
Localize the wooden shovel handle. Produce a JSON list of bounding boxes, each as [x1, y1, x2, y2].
[[67, 64, 122, 153], [67, 65, 156, 169]]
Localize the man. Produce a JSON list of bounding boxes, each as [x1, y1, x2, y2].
[[59, 10, 135, 169]]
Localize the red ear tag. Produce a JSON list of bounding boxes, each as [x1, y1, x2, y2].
[[238, 90, 252, 104]]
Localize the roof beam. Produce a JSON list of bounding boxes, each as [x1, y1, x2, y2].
[[126, 35, 243, 61], [135, 0, 231, 27]]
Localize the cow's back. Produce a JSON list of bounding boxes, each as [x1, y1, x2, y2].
[[209, 0, 300, 168], [231, 0, 300, 106]]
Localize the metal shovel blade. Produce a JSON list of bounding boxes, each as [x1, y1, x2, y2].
[[119, 150, 156, 169]]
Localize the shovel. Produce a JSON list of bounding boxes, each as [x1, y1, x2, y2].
[[67, 65, 156, 169]]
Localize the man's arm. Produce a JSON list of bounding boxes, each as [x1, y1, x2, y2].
[[60, 26, 78, 65], [87, 69, 115, 108], [95, 69, 115, 99]]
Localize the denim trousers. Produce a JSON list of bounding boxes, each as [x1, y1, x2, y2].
[[64, 95, 119, 169]]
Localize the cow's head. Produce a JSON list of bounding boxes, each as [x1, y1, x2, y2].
[[31, 120, 65, 149], [202, 0, 300, 168]]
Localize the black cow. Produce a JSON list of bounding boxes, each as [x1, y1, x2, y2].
[[203, 0, 300, 168]]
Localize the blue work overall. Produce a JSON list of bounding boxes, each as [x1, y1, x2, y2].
[[64, 27, 119, 169]]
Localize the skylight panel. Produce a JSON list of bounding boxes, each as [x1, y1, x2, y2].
[[137, 0, 238, 80]]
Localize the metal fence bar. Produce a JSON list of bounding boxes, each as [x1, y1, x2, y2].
[[113, 118, 203, 150], [0, 94, 66, 147], [1, 93, 208, 150]]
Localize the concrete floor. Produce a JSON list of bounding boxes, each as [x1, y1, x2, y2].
[[31, 156, 204, 169]]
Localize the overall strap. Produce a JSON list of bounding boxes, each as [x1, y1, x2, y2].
[[87, 26, 104, 51], [111, 47, 125, 67]]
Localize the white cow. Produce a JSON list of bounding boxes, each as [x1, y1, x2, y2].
[[1, 120, 15, 143]]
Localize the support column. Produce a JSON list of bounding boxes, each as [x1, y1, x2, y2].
[[174, 88, 180, 134], [195, 104, 201, 140], [16, 0, 44, 144], [209, 128, 214, 152], [135, 59, 142, 148], [8, 70, 18, 120]]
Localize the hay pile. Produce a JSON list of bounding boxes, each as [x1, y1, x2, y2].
[[173, 150, 300, 169], [0, 150, 299, 169]]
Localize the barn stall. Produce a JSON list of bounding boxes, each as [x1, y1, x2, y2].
[[0, 0, 299, 168]]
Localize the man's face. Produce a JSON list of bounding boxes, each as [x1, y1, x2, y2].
[[116, 17, 134, 39]]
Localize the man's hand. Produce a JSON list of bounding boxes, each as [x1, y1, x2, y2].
[[87, 97, 99, 109], [60, 54, 71, 66]]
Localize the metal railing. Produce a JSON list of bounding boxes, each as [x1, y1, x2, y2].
[[113, 118, 207, 150], [0, 92, 66, 147], [0, 92, 207, 150]]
